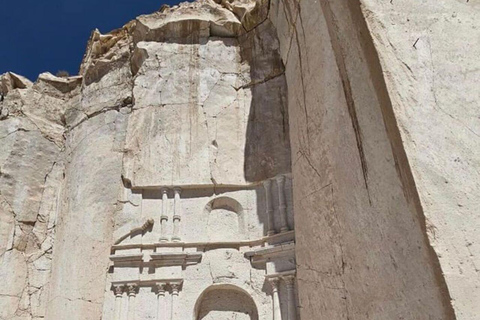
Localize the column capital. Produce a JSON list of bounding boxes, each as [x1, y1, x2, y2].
[[173, 187, 182, 195], [127, 283, 138, 297], [283, 275, 296, 287], [275, 174, 286, 184], [171, 283, 180, 295], [113, 284, 124, 297], [263, 179, 272, 188], [156, 282, 167, 295], [160, 187, 169, 194], [268, 277, 280, 292]]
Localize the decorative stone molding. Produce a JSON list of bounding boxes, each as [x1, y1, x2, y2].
[[245, 241, 295, 269], [111, 279, 183, 289], [111, 231, 295, 252], [110, 253, 144, 266], [150, 252, 202, 267], [110, 251, 202, 269]]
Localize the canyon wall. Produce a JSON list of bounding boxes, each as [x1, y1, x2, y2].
[[0, 0, 478, 319]]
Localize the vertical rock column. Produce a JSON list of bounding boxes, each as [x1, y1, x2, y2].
[[156, 283, 167, 320], [269, 278, 282, 320], [172, 188, 182, 242], [275, 175, 289, 232], [159, 188, 169, 242], [263, 180, 275, 236]]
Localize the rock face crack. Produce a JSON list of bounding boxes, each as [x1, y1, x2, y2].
[[317, 0, 372, 205]]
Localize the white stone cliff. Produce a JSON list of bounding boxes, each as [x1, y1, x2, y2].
[[0, 0, 478, 319]]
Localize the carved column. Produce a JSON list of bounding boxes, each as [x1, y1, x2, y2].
[[113, 285, 124, 320], [263, 179, 275, 236], [159, 188, 169, 242], [127, 283, 138, 320], [156, 283, 167, 320], [170, 284, 180, 320], [172, 188, 182, 242], [269, 278, 282, 320], [283, 276, 296, 320], [275, 175, 289, 232]]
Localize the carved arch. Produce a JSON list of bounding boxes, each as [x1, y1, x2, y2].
[[193, 284, 259, 320]]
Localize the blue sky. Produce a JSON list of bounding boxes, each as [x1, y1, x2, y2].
[[1, 0, 182, 80]]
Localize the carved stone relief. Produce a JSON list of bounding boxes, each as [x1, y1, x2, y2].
[[104, 175, 297, 320]]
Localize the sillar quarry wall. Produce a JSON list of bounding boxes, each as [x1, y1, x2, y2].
[[0, 0, 478, 319]]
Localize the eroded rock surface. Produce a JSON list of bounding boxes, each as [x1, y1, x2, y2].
[[0, 72, 71, 320]]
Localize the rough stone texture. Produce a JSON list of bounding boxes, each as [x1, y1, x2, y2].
[[361, 2, 480, 318], [0, 0, 479, 319], [269, 0, 478, 319], [0, 72, 69, 320]]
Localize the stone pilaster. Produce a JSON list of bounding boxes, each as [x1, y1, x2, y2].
[[172, 188, 182, 242], [283, 275, 296, 320], [263, 179, 275, 236], [127, 283, 138, 320], [159, 188, 169, 242], [269, 278, 282, 320], [170, 283, 180, 320], [156, 283, 167, 320], [113, 285, 124, 320], [275, 175, 289, 232]]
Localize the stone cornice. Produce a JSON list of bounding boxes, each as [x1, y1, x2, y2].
[[111, 230, 295, 252]]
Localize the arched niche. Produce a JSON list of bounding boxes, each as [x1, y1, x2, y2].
[[194, 284, 259, 320], [204, 197, 245, 242]]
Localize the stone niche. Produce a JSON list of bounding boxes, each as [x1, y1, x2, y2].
[[104, 175, 297, 320], [204, 196, 246, 242]]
